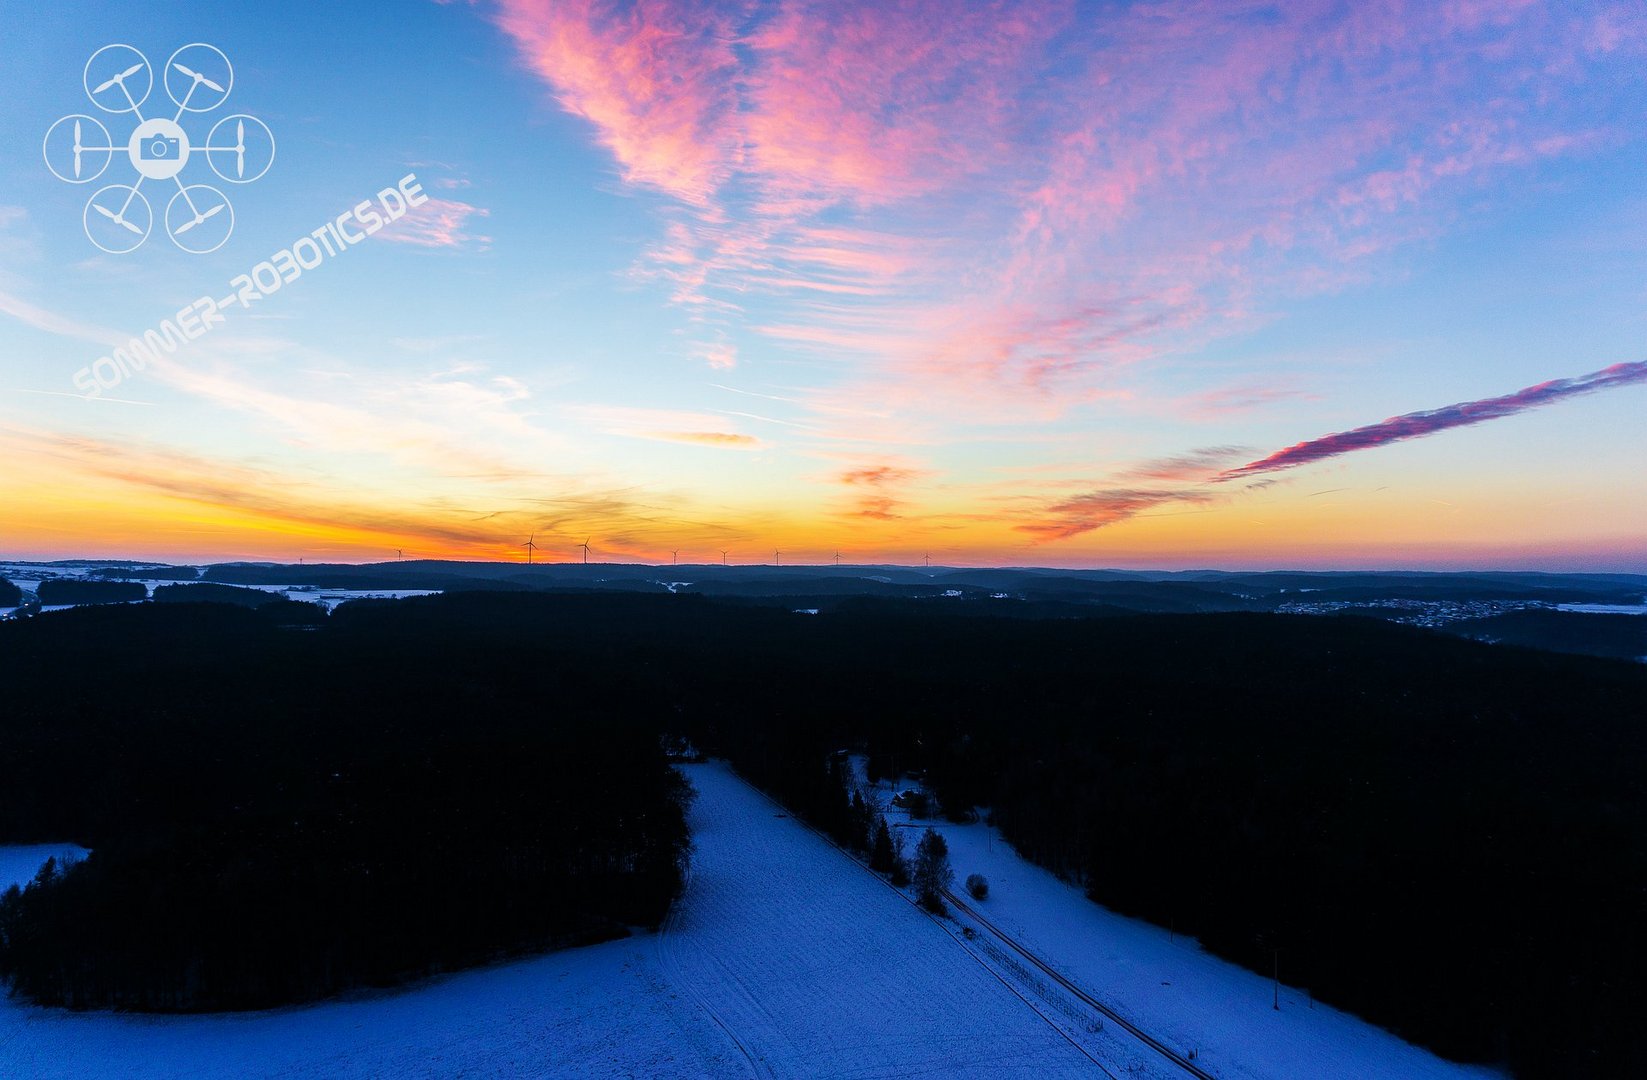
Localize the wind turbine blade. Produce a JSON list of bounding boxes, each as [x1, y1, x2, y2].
[[174, 215, 199, 235], [121, 63, 142, 80], [236, 121, 245, 177], [93, 204, 119, 222], [92, 74, 120, 94], [73, 121, 82, 178], [174, 62, 199, 80], [200, 75, 225, 94], [118, 216, 142, 235], [197, 204, 224, 222]]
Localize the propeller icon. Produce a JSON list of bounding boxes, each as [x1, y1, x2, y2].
[[91, 62, 144, 96], [173, 201, 224, 235], [73, 120, 82, 178], [94, 202, 143, 235], [173, 61, 225, 95]]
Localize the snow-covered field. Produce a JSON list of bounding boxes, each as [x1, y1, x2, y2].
[[2, 764, 1503, 1079], [886, 792, 1504, 1080], [0, 765, 1099, 1078], [655, 762, 1101, 1077], [0, 846, 735, 1078]]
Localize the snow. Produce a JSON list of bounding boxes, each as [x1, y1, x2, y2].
[[1, 765, 1506, 1078], [0, 845, 736, 1078], [888, 801, 1504, 1080], [1555, 603, 1647, 615], [0, 766, 1102, 1078], [654, 762, 1102, 1077], [0, 846, 88, 892]]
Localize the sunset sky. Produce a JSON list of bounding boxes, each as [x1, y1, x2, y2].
[[2, 0, 1643, 569]]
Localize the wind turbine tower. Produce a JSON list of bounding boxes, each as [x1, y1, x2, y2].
[[579, 537, 591, 564], [524, 535, 538, 564]]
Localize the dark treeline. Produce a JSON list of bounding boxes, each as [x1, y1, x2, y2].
[[1, 592, 1643, 1078], [93, 566, 200, 581], [152, 581, 288, 608], [0, 600, 690, 1011], [0, 578, 20, 606], [1445, 608, 1647, 662], [34, 579, 146, 605]]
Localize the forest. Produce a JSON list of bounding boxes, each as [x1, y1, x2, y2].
[[1, 591, 1643, 1078], [0, 600, 692, 1010], [33, 579, 146, 605]]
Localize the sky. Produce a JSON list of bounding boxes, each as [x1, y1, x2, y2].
[[0, 0, 1643, 570]]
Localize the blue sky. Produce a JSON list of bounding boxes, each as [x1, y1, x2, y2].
[[2, 1, 1644, 568]]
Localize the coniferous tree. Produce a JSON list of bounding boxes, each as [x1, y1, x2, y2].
[[888, 828, 911, 888], [849, 789, 872, 852], [913, 827, 954, 913], [870, 815, 895, 874]]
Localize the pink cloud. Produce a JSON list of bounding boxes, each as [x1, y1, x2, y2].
[[1017, 488, 1215, 542], [1216, 361, 1647, 482], [377, 197, 492, 249], [489, 0, 1639, 426], [493, 0, 740, 205], [1123, 446, 1251, 483]]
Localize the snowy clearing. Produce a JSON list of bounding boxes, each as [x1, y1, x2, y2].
[[0, 844, 734, 1078], [0, 765, 1103, 1079], [655, 762, 1114, 1077], [2, 763, 1507, 1078], [891, 797, 1505, 1080]]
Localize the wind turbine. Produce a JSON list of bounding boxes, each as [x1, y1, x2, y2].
[[924, 552, 932, 568], [524, 534, 537, 564], [396, 549, 403, 561], [721, 550, 729, 566], [774, 549, 781, 566], [579, 538, 591, 564], [833, 550, 841, 567], [671, 550, 679, 566]]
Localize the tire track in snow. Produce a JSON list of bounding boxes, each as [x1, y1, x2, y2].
[[656, 857, 775, 1079]]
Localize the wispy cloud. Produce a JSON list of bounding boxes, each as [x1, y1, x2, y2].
[[1216, 361, 1647, 482], [659, 430, 760, 449], [377, 197, 492, 249], [491, 0, 1632, 442], [1017, 488, 1216, 541], [1123, 446, 1251, 483]]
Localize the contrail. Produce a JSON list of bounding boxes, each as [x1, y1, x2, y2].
[[1215, 360, 1647, 482]]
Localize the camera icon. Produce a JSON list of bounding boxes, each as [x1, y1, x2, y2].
[[140, 135, 180, 160]]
